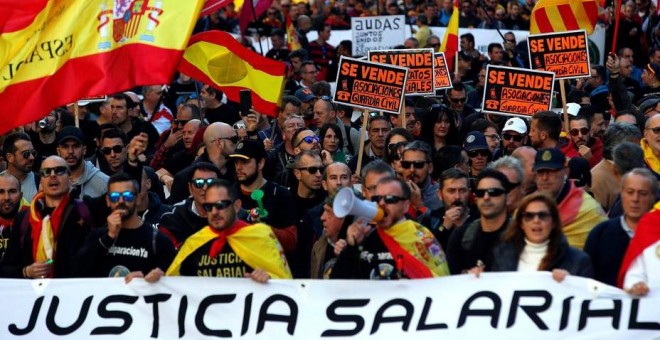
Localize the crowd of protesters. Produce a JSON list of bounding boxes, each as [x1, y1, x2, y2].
[[0, 0, 658, 297]]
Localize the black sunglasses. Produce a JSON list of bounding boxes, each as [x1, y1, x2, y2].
[[202, 200, 233, 212], [569, 127, 590, 136], [21, 150, 37, 159], [400, 160, 428, 169], [108, 191, 136, 203], [101, 145, 124, 155], [521, 211, 552, 222], [371, 195, 407, 204], [502, 133, 524, 142], [475, 188, 506, 198], [296, 135, 319, 147], [174, 119, 190, 126], [191, 178, 216, 189], [647, 126, 660, 135], [387, 141, 408, 153], [450, 97, 467, 104], [467, 149, 490, 158], [296, 166, 324, 175], [40, 166, 69, 177], [219, 135, 240, 144]]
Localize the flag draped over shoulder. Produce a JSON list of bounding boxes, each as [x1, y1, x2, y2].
[[530, 0, 599, 34], [179, 30, 286, 117], [440, 0, 459, 72], [0, 0, 204, 135]]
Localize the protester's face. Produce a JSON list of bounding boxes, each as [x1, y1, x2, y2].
[[498, 166, 523, 212], [284, 118, 305, 142], [0, 176, 21, 217], [440, 177, 469, 207], [101, 138, 127, 170], [484, 127, 500, 152], [295, 154, 323, 191], [145, 86, 163, 104], [188, 169, 218, 207], [427, 38, 441, 51], [368, 120, 391, 150], [362, 172, 391, 200], [271, 34, 284, 49], [468, 148, 489, 171], [476, 177, 507, 219], [301, 64, 318, 83], [9, 140, 35, 173], [619, 59, 633, 78], [622, 173, 656, 220], [291, 57, 302, 72], [110, 98, 129, 126], [645, 116, 660, 152], [460, 37, 471, 50], [404, 38, 417, 49], [40, 157, 71, 198], [434, 114, 451, 138], [642, 68, 655, 86], [106, 181, 137, 220], [313, 100, 334, 128], [323, 163, 351, 195], [489, 47, 504, 63], [529, 119, 543, 147], [182, 121, 199, 150], [569, 119, 590, 147], [57, 140, 85, 170], [588, 68, 602, 87], [295, 130, 321, 152], [374, 180, 409, 229], [321, 204, 344, 240], [278, 103, 301, 128], [401, 150, 431, 185], [535, 168, 566, 197], [520, 201, 554, 244], [590, 113, 607, 139], [478, 69, 487, 87], [448, 89, 466, 111], [388, 135, 408, 177], [502, 131, 525, 154], [322, 127, 339, 153], [205, 186, 238, 230], [651, 51, 660, 64], [319, 26, 331, 40], [234, 158, 260, 186]]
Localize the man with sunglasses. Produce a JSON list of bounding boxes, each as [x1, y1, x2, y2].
[[534, 148, 606, 250], [56, 126, 108, 199], [446, 169, 510, 274], [400, 141, 442, 215], [641, 114, 660, 177], [501, 117, 528, 155], [331, 177, 450, 279], [76, 173, 175, 279], [560, 111, 604, 169], [2, 133, 39, 202], [348, 116, 391, 173], [447, 83, 475, 131], [0, 156, 95, 278]]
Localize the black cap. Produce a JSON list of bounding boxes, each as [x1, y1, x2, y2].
[[463, 131, 489, 152], [533, 148, 566, 171], [57, 126, 84, 145], [229, 140, 266, 161]]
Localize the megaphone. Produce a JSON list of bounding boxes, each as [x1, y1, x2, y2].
[[333, 187, 384, 222]]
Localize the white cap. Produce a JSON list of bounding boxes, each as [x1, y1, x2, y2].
[[564, 103, 580, 116], [502, 117, 527, 134]]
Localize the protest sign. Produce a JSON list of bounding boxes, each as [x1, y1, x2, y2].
[[351, 15, 406, 57], [77, 95, 107, 106], [434, 53, 453, 90], [334, 56, 407, 114], [528, 30, 590, 79], [369, 49, 435, 95], [482, 65, 554, 117], [0, 274, 658, 339]]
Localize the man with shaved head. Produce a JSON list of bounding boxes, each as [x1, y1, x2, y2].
[[641, 114, 660, 178], [0, 173, 28, 260], [0, 156, 95, 278]]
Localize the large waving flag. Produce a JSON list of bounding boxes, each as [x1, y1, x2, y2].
[[179, 31, 286, 117], [440, 0, 459, 73], [0, 0, 204, 135], [200, 0, 234, 17], [239, 0, 273, 34], [530, 0, 599, 34]]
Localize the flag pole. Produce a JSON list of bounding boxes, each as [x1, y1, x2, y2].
[[611, 0, 621, 53], [355, 109, 370, 176], [559, 79, 569, 134], [73, 102, 79, 128]]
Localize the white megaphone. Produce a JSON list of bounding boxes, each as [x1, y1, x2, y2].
[[333, 187, 384, 222]]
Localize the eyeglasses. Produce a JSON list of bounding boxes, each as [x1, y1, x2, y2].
[[21, 150, 37, 159], [101, 145, 125, 155], [400, 160, 428, 169], [40, 166, 69, 177], [502, 133, 524, 142], [569, 127, 590, 136], [387, 141, 408, 153], [296, 166, 324, 175], [450, 97, 467, 104], [202, 200, 233, 212], [371, 195, 407, 204], [174, 119, 190, 126], [475, 188, 506, 198], [467, 149, 490, 158], [296, 135, 319, 147], [108, 191, 136, 203], [485, 134, 500, 141], [191, 178, 216, 189], [219, 135, 240, 144], [646, 126, 660, 135], [521, 211, 552, 222], [429, 43, 440, 48]]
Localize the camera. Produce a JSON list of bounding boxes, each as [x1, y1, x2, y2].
[[38, 118, 49, 129]]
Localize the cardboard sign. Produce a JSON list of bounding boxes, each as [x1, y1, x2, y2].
[[369, 49, 435, 95], [333, 56, 408, 114], [482, 65, 554, 117], [351, 15, 406, 57], [434, 53, 452, 90], [527, 30, 590, 79]]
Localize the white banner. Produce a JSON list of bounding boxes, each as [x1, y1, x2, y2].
[[350, 15, 406, 57], [0, 273, 658, 339]]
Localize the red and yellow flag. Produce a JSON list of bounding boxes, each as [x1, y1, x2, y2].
[[440, 0, 459, 72], [530, 0, 599, 35], [285, 14, 301, 51], [179, 30, 286, 117], [0, 0, 204, 135]]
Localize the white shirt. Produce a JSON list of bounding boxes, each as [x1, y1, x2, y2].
[[624, 240, 660, 291], [518, 239, 549, 272]]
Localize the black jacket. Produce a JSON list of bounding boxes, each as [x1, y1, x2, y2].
[[158, 198, 208, 247]]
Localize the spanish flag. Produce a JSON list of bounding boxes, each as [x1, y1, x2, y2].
[[440, 0, 459, 73], [179, 30, 286, 117], [530, 0, 599, 35], [0, 0, 204, 135], [285, 14, 301, 51]]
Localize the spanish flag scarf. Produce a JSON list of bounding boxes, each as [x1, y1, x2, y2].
[[617, 202, 660, 288], [377, 220, 450, 278], [28, 192, 71, 274], [641, 138, 660, 175]]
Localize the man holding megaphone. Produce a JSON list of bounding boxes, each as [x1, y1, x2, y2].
[[331, 177, 450, 280]]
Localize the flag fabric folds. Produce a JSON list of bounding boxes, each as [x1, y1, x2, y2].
[[0, 0, 204, 135], [200, 0, 234, 17], [530, 0, 599, 35], [440, 0, 459, 72], [286, 14, 301, 51], [179, 30, 286, 117], [239, 0, 273, 34]]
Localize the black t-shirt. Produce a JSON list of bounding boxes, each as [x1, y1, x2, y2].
[[179, 241, 253, 277], [445, 219, 507, 274], [235, 181, 297, 229], [331, 228, 404, 280], [293, 192, 326, 222]]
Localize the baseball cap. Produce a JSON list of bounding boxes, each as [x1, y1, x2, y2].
[[463, 131, 489, 152], [57, 126, 84, 145], [647, 63, 660, 81], [295, 88, 315, 103], [502, 117, 527, 134], [533, 148, 566, 171], [229, 140, 266, 161], [639, 96, 660, 116]]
